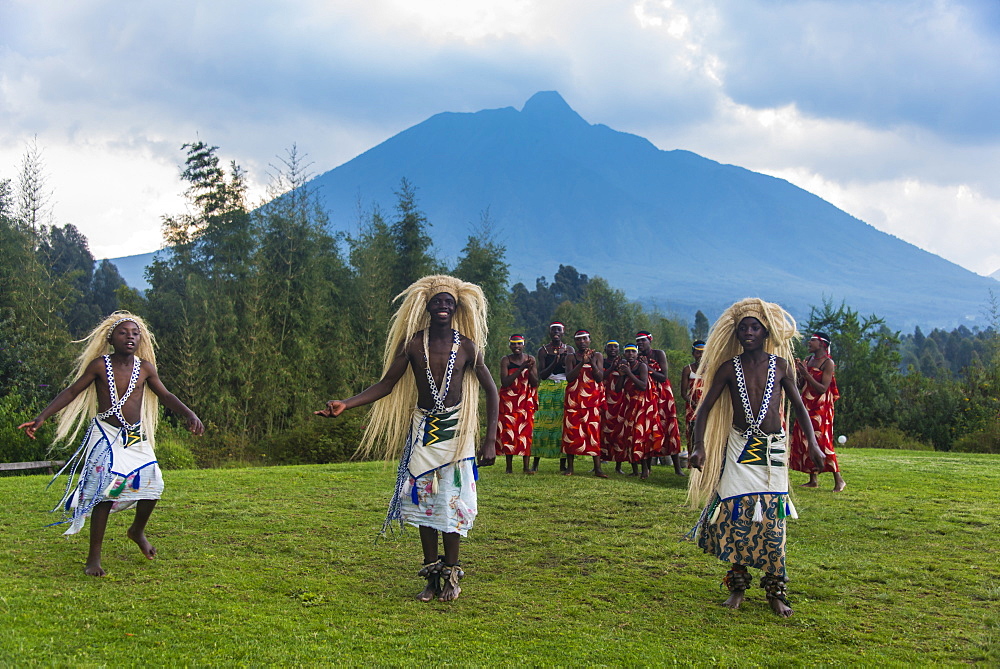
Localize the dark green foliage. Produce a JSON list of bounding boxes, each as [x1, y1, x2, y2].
[[0, 393, 54, 468], [846, 426, 932, 450], [264, 413, 367, 465], [803, 299, 901, 434], [389, 178, 436, 297], [147, 143, 353, 446], [453, 211, 510, 369], [952, 418, 1000, 454], [692, 309, 709, 340], [91, 260, 126, 316]]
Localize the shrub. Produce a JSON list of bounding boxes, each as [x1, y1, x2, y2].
[[951, 419, 1000, 454], [0, 393, 55, 469], [154, 432, 198, 470], [846, 426, 932, 451], [265, 413, 368, 465]]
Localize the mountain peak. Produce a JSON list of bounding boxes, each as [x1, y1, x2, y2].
[[521, 91, 588, 126]]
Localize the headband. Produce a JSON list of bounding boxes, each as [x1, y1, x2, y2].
[[635, 331, 652, 341], [509, 335, 525, 343], [107, 317, 139, 341], [606, 340, 619, 346], [810, 334, 831, 345], [549, 322, 564, 329], [692, 342, 706, 351], [574, 330, 590, 338], [623, 344, 638, 352]]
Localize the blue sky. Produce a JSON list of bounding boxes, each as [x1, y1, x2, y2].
[[2, 0, 998, 275]]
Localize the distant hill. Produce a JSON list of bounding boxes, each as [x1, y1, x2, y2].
[[100, 251, 158, 291], [303, 91, 995, 330], [108, 92, 997, 329]]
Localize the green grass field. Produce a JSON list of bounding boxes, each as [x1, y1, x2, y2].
[[2, 449, 998, 666]]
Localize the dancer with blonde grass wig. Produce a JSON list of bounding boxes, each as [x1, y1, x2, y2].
[[686, 298, 824, 617], [316, 275, 498, 603], [19, 312, 204, 576]]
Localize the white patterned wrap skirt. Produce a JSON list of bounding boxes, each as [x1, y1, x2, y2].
[[52, 418, 163, 535]]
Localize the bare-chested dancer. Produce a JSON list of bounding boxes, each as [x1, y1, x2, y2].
[[316, 276, 498, 603], [19, 312, 203, 576], [687, 298, 823, 617]]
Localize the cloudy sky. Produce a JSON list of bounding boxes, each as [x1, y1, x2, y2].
[[2, 0, 999, 275]]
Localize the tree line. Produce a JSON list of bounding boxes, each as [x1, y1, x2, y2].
[[2, 141, 999, 464]]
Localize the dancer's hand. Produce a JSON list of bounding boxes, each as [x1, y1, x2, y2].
[[688, 445, 705, 470], [315, 400, 346, 418], [185, 414, 205, 436], [477, 438, 496, 466], [18, 419, 42, 440]]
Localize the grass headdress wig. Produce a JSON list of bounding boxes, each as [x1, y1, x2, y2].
[[53, 312, 160, 449], [356, 275, 488, 462], [686, 298, 798, 508]]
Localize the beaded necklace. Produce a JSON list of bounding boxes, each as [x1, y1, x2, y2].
[[732, 353, 777, 438], [423, 329, 461, 414], [97, 354, 142, 431]]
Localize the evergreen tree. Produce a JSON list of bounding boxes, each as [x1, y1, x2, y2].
[[453, 211, 510, 367], [692, 310, 709, 340], [804, 299, 901, 433], [346, 206, 397, 388], [91, 260, 126, 316], [389, 178, 436, 297]]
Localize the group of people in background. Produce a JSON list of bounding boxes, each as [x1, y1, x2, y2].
[[496, 322, 689, 480], [495, 321, 846, 492]]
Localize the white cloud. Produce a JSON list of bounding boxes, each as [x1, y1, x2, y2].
[[0, 0, 998, 274]]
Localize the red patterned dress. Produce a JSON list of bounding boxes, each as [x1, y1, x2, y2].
[[496, 361, 539, 457], [601, 363, 625, 461], [562, 362, 603, 456], [620, 365, 663, 463], [790, 360, 840, 472], [647, 358, 680, 456]]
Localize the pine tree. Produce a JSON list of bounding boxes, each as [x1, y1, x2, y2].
[[389, 178, 436, 297]]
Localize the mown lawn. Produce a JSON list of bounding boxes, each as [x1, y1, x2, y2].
[[1, 449, 998, 666]]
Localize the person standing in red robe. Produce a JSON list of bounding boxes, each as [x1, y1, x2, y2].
[[636, 331, 683, 476], [497, 334, 539, 474], [681, 340, 706, 454], [790, 332, 846, 492], [562, 330, 607, 477], [616, 344, 662, 479], [601, 340, 626, 471]]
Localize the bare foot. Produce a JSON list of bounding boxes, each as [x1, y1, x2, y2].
[[127, 527, 157, 560], [416, 583, 437, 602], [523, 469, 535, 475], [594, 471, 608, 479], [84, 561, 106, 577], [799, 482, 818, 488], [439, 581, 461, 602], [562, 471, 573, 476], [505, 469, 514, 474], [722, 590, 744, 609], [768, 596, 793, 617], [833, 480, 847, 493], [674, 468, 687, 476]]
